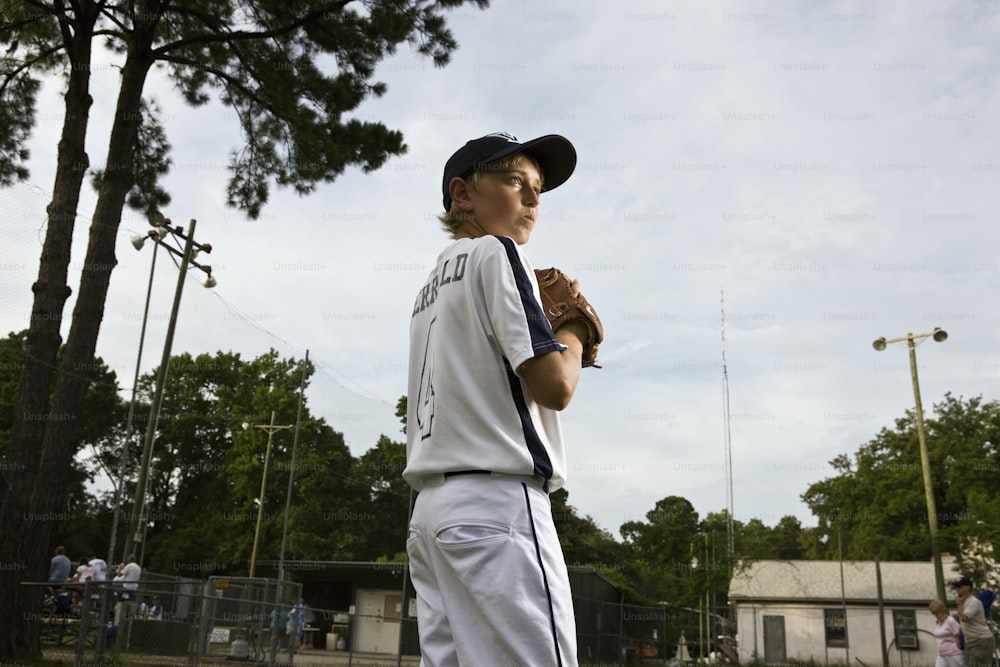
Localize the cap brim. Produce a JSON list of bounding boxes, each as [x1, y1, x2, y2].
[[442, 133, 578, 211], [479, 134, 577, 194]]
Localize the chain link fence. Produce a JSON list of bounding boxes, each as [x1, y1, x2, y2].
[[576, 598, 735, 665], [34, 573, 305, 666], [32, 574, 734, 666]]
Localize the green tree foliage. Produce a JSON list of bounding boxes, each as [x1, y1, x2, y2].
[[770, 515, 808, 560], [80, 349, 415, 574], [675, 510, 807, 610], [0, 331, 122, 566], [802, 393, 1000, 566], [353, 435, 410, 561], [0, 1, 490, 657], [0, 330, 27, 446], [551, 488, 624, 570], [620, 496, 701, 606], [274, 422, 360, 563], [97, 349, 359, 574]]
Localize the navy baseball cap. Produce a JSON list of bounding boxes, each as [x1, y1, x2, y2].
[[441, 132, 577, 211], [952, 576, 974, 588]]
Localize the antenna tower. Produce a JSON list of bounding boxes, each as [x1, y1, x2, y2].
[[721, 290, 735, 570]]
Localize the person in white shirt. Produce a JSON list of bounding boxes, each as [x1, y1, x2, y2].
[[118, 555, 142, 595], [72, 558, 94, 583], [954, 576, 996, 667], [113, 555, 143, 628], [86, 552, 108, 582]]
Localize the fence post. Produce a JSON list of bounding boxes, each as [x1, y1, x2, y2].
[[74, 581, 93, 667], [94, 582, 113, 662], [188, 581, 200, 667]]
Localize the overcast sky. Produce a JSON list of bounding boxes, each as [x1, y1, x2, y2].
[[2, 0, 999, 538]]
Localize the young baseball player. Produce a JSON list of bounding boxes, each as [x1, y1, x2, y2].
[[404, 132, 598, 666]]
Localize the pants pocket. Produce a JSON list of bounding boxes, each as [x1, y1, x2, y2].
[[434, 520, 510, 547]]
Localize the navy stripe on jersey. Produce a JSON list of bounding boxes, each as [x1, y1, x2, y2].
[[522, 483, 564, 666], [503, 358, 553, 482], [495, 236, 565, 356]]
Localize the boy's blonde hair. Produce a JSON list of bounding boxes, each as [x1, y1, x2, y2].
[[438, 152, 543, 238]]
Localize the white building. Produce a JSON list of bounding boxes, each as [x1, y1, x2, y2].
[[729, 559, 962, 665]]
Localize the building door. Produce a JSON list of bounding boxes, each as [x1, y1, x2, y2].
[[763, 615, 786, 663], [354, 589, 401, 654]]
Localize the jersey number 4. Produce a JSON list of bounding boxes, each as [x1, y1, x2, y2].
[[415, 317, 436, 440]]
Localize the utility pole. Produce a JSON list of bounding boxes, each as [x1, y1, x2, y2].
[[246, 410, 293, 578]]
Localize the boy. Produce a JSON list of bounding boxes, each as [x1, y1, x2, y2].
[[404, 132, 590, 666]]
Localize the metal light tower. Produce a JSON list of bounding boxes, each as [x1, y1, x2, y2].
[[108, 214, 168, 567], [124, 218, 216, 564], [872, 327, 949, 604]]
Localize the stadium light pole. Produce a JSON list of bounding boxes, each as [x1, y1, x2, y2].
[[245, 410, 293, 578], [872, 327, 949, 604], [108, 214, 168, 567], [125, 219, 216, 565]]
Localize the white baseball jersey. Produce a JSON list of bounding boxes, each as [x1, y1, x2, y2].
[[404, 235, 568, 492]]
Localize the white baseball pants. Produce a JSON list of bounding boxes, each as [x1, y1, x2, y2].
[[406, 473, 578, 667]]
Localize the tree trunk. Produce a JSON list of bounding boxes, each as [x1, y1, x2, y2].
[[0, 9, 155, 659], [0, 8, 97, 659], [32, 45, 152, 538]]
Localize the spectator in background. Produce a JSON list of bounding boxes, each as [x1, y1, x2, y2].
[[291, 599, 306, 652], [70, 556, 93, 583], [271, 606, 290, 647], [86, 551, 108, 582], [286, 604, 302, 652], [113, 555, 143, 628], [976, 587, 995, 619], [117, 555, 142, 598], [147, 597, 163, 620], [954, 576, 996, 667], [49, 546, 71, 584], [929, 599, 965, 667]]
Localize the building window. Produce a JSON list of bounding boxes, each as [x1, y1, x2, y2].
[[824, 608, 848, 647], [892, 609, 919, 650]]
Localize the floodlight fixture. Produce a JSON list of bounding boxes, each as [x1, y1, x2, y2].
[[869, 326, 949, 605]]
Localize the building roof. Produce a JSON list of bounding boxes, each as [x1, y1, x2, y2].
[[728, 560, 961, 604]]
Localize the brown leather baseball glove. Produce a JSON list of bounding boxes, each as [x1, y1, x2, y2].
[[534, 267, 604, 368]]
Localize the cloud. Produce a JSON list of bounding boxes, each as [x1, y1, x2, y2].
[[3, 0, 999, 536]]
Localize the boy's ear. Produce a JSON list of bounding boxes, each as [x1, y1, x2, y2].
[[449, 177, 475, 211]]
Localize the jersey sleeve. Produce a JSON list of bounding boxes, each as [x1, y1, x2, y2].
[[477, 237, 566, 371]]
